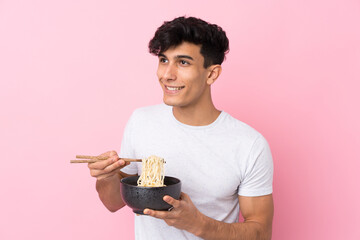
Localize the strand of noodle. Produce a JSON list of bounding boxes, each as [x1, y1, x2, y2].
[[137, 155, 165, 187]]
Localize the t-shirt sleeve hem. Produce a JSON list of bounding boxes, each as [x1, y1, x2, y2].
[[238, 187, 273, 197]]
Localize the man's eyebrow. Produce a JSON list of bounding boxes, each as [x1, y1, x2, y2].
[[158, 53, 194, 61], [175, 55, 194, 61]]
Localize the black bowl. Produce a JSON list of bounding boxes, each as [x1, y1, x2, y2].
[[120, 176, 181, 214]]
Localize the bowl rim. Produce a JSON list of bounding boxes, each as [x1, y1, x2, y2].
[[120, 175, 181, 189]]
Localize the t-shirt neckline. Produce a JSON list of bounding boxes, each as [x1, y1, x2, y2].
[[166, 104, 225, 130]]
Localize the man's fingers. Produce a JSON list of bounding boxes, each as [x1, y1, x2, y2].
[[103, 159, 126, 171], [88, 157, 115, 170], [98, 150, 118, 158], [144, 209, 169, 219], [163, 195, 181, 208], [89, 155, 125, 170], [89, 160, 125, 177], [109, 150, 118, 157], [88, 151, 120, 170], [144, 195, 181, 219], [86, 150, 124, 180]]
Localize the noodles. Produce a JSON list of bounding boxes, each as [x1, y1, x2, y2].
[[137, 155, 165, 187]]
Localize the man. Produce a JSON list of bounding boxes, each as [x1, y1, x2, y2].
[[88, 16, 274, 240]]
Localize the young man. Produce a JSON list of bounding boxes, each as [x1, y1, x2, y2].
[[88, 16, 274, 240]]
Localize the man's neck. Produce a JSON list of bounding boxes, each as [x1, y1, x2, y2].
[[172, 102, 221, 126]]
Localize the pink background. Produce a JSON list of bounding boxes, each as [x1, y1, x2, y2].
[[1, 0, 359, 239]]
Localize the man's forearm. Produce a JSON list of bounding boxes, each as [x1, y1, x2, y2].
[[195, 214, 271, 240], [96, 174, 125, 212]]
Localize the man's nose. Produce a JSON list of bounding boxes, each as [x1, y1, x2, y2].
[[162, 64, 176, 81]]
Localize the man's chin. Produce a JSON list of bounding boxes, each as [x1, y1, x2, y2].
[[163, 98, 182, 107], [163, 100, 176, 107]]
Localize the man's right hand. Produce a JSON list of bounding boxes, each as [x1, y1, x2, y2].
[[88, 150, 129, 180]]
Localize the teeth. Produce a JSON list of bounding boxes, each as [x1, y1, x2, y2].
[[167, 86, 183, 91]]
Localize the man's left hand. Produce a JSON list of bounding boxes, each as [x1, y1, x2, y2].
[[143, 192, 204, 234]]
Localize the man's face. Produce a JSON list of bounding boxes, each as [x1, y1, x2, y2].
[[157, 42, 212, 108]]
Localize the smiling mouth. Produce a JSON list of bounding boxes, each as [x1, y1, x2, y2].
[[165, 86, 185, 91]]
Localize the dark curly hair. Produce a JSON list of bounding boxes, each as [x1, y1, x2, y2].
[[148, 16, 229, 68]]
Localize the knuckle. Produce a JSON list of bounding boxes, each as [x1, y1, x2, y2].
[[101, 151, 111, 157], [90, 170, 96, 177], [103, 166, 112, 173], [98, 160, 113, 170], [107, 158, 115, 165], [109, 162, 118, 171], [105, 164, 118, 174]]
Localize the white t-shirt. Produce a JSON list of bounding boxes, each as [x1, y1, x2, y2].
[[120, 104, 273, 240]]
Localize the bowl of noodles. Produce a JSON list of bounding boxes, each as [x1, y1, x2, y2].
[[120, 155, 181, 214]]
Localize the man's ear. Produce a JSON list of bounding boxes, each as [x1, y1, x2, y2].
[[206, 65, 222, 85]]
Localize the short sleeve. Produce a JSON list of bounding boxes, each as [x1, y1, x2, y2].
[[238, 135, 273, 197], [119, 111, 138, 175]]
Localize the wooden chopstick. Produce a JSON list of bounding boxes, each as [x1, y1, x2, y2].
[[76, 155, 109, 160], [70, 159, 100, 163], [70, 155, 142, 163]]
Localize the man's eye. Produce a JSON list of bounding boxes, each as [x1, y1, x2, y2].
[[159, 58, 168, 63], [180, 60, 189, 65]]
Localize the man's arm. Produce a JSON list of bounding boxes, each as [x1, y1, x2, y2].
[[88, 150, 137, 212], [144, 194, 273, 240], [96, 171, 137, 212], [196, 194, 273, 240]]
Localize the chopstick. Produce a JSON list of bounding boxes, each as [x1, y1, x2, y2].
[[76, 155, 108, 160], [70, 155, 142, 163]]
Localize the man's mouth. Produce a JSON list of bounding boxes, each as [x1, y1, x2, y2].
[[165, 85, 185, 91]]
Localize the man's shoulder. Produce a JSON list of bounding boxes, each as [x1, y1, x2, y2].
[[221, 111, 265, 142], [219, 113, 271, 158]]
